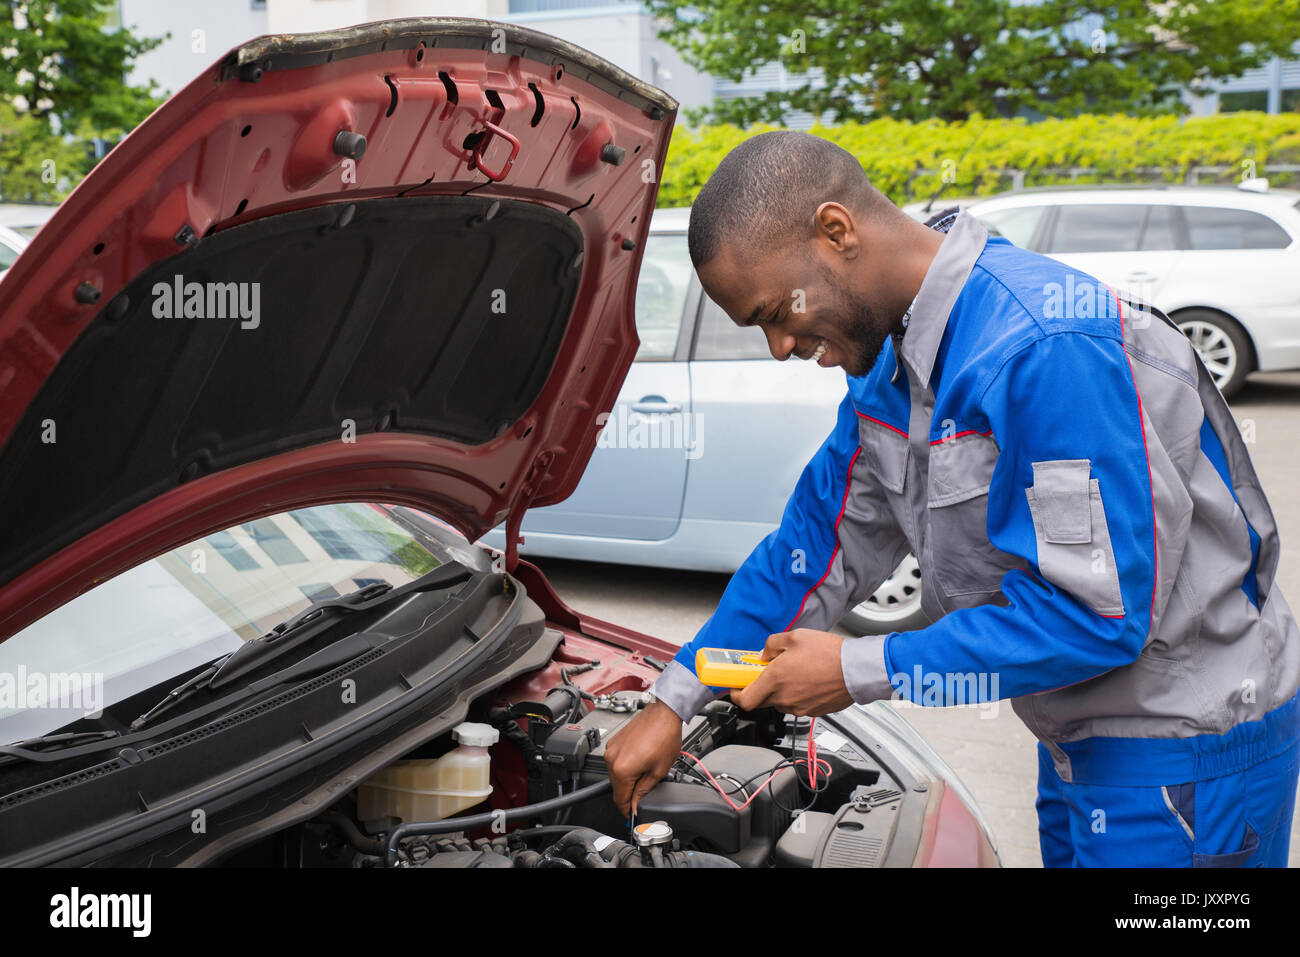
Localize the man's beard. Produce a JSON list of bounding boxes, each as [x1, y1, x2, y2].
[[840, 290, 894, 378]]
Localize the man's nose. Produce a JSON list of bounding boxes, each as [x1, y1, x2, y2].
[[764, 326, 796, 361]]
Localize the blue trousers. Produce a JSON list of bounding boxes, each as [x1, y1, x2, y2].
[[1036, 738, 1300, 867]]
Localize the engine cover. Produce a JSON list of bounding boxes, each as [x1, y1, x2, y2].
[[416, 849, 514, 868], [639, 745, 796, 867]]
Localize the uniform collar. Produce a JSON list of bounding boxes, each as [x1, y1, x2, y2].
[[896, 210, 989, 391]]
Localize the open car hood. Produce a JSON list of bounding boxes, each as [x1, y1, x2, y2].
[[0, 18, 676, 641]]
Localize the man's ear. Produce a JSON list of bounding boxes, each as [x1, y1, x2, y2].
[[813, 201, 859, 258]]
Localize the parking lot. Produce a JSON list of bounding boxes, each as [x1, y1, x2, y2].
[[531, 370, 1300, 867]]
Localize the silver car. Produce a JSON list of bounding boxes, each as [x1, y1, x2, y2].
[[969, 183, 1300, 398], [0, 225, 28, 275], [0, 203, 57, 240], [481, 207, 925, 634]]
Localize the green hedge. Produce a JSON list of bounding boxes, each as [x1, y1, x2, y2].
[[656, 112, 1300, 209]]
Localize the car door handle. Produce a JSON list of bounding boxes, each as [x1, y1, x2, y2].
[[1126, 272, 1158, 282], [631, 396, 682, 414]]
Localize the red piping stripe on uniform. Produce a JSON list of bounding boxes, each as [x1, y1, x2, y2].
[[855, 411, 907, 437], [929, 428, 993, 446], [1113, 290, 1158, 626], [784, 447, 861, 631]]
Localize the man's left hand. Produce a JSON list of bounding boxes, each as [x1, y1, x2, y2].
[[729, 628, 854, 716]]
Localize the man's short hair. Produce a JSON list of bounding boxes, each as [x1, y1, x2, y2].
[[687, 131, 883, 269]]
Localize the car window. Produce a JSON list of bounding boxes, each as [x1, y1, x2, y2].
[[974, 205, 1046, 249], [1182, 206, 1291, 250], [0, 503, 447, 743], [1045, 205, 1146, 253], [1139, 205, 1179, 251], [0, 240, 19, 272], [634, 233, 693, 360], [693, 295, 774, 360]]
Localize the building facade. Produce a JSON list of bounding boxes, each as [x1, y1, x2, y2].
[[112, 2, 1300, 125]]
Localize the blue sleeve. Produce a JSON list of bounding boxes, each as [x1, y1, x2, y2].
[[883, 331, 1158, 704], [651, 388, 903, 718]]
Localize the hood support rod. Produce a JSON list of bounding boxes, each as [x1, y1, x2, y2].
[[503, 451, 552, 573]]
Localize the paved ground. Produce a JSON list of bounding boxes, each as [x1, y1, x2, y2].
[[527, 370, 1300, 867]]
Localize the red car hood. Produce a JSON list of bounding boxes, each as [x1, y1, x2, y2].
[[0, 18, 675, 641]]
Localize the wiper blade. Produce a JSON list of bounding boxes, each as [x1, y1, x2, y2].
[[210, 581, 395, 686], [130, 561, 471, 730], [0, 729, 122, 767], [243, 631, 390, 693], [207, 563, 471, 691], [130, 662, 224, 731]]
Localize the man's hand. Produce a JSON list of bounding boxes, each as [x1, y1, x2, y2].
[[730, 629, 854, 716], [604, 699, 683, 818]]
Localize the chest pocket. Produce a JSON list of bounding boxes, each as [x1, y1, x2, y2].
[[856, 414, 908, 494], [924, 432, 1018, 599]]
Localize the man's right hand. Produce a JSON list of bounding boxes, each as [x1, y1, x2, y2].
[[605, 699, 684, 818]]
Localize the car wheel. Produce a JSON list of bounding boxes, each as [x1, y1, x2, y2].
[[1176, 310, 1253, 400], [838, 553, 929, 635]]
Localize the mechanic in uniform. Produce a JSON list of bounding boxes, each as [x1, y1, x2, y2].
[[605, 131, 1300, 867]]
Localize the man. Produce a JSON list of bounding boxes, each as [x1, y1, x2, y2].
[[605, 131, 1300, 867]]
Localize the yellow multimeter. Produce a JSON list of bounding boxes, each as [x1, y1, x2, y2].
[[695, 648, 767, 689]]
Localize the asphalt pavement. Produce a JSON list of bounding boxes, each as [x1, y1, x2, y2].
[[528, 371, 1300, 868]]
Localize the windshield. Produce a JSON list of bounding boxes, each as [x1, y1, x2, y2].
[[0, 503, 448, 743]]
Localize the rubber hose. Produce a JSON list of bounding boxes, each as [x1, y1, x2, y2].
[[385, 777, 611, 866], [543, 831, 613, 869], [323, 810, 388, 855]]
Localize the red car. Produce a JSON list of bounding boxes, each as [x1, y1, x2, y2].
[[0, 18, 997, 868]]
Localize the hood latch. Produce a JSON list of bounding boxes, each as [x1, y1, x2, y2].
[[469, 115, 520, 182]]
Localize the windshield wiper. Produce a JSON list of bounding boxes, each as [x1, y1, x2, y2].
[[130, 561, 471, 730], [129, 662, 225, 731], [206, 580, 394, 691], [0, 729, 122, 767]]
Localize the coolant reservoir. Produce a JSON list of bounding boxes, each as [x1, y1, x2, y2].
[[356, 722, 500, 824]]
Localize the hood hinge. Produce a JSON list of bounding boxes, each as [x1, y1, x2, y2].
[[503, 450, 553, 573]]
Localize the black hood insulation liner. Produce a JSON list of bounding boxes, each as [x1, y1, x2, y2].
[[0, 196, 582, 587]]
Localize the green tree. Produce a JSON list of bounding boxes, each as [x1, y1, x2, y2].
[[0, 1, 165, 199], [1, 1, 165, 131], [0, 100, 85, 201], [647, 0, 1300, 124]]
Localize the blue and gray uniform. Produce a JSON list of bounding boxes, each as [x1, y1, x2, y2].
[[651, 211, 1300, 867]]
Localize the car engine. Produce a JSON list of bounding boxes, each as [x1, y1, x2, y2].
[[229, 630, 911, 869]]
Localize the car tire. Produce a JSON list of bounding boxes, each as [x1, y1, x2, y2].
[[1175, 309, 1253, 400], [838, 553, 930, 636]]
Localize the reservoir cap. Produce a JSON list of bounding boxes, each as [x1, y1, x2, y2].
[[452, 722, 500, 747]]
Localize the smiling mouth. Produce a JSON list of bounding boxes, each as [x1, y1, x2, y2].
[[809, 339, 828, 363]]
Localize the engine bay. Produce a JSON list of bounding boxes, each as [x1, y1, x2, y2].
[[0, 543, 960, 868], [220, 626, 922, 869]]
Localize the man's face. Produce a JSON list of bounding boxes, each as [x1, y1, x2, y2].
[[696, 231, 895, 379]]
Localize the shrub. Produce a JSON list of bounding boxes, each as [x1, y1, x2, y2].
[[657, 113, 1300, 208]]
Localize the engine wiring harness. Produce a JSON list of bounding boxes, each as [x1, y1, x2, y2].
[[672, 716, 833, 816]]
